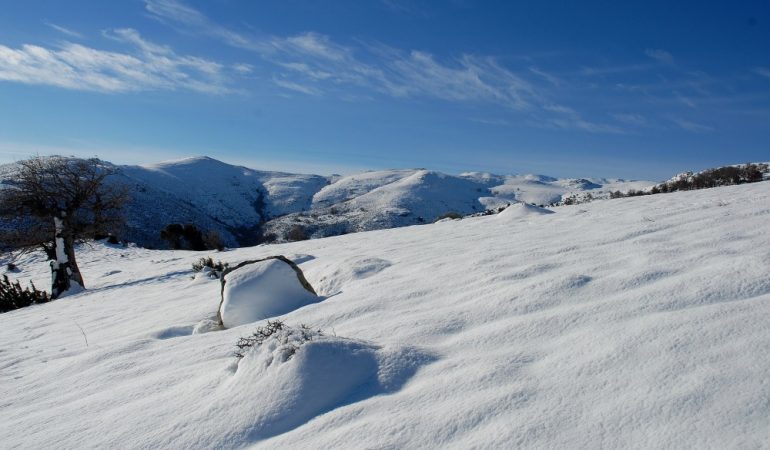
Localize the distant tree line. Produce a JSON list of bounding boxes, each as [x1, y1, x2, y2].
[[609, 163, 768, 199]]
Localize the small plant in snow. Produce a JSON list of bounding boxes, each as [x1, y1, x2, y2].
[[192, 257, 229, 278], [1, 275, 50, 313], [234, 320, 322, 360]]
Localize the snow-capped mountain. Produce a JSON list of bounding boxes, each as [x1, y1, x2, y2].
[[0, 156, 654, 247], [114, 156, 328, 246]]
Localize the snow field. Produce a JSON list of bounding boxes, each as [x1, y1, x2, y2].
[[1, 182, 770, 448]]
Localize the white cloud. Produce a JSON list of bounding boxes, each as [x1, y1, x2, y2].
[[540, 104, 624, 134], [0, 28, 232, 94], [232, 63, 254, 74], [528, 66, 560, 86], [45, 22, 84, 39], [143, 0, 538, 109], [379, 51, 537, 110], [143, 0, 630, 134], [144, 0, 267, 52], [645, 48, 674, 64], [580, 63, 652, 76], [671, 118, 713, 133], [674, 90, 697, 108], [754, 67, 770, 79], [272, 77, 322, 96], [611, 113, 647, 126], [469, 117, 511, 126]]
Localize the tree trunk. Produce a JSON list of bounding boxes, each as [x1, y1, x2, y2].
[[50, 213, 85, 299]]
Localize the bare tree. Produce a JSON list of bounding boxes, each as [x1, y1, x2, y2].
[[0, 156, 128, 298]]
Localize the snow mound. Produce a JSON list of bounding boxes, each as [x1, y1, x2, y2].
[[219, 258, 318, 328], [225, 324, 434, 441], [496, 202, 555, 220]]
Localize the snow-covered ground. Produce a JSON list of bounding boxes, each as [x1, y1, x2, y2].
[[2, 182, 770, 448]]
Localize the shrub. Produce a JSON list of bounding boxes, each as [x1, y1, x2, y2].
[[435, 211, 462, 221], [234, 320, 321, 359], [161, 223, 220, 250], [182, 224, 206, 251], [160, 223, 184, 249], [647, 163, 769, 194], [192, 257, 229, 278], [203, 230, 225, 251], [0, 275, 50, 313], [286, 225, 308, 242]]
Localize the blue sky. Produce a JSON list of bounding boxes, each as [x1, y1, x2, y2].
[[0, 0, 768, 179]]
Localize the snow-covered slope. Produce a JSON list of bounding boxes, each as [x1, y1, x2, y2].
[[264, 168, 655, 239], [461, 172, 653, 205], [115, 156, 329, 246], [2, 182, 770, 448]]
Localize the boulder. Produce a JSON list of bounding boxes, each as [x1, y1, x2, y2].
[[218, 256, 318, 328]]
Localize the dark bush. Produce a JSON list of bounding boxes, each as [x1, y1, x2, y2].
[[0, 275, 50, 313], [286, 225, 308, 242], [160, 223, 184, 249], [435, 211, 462, 221], [203, 230, 225, 251], [182, 224, 206, 251], [648, 163, 768, 194], [192, 257, 229, 278], [161, 223, 219, 250]]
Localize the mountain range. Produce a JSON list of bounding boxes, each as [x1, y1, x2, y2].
[[0, 156, 654, 247]]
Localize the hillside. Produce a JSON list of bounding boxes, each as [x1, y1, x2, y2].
[[0, 156, 654, 248], [2, 182, 770, 448]]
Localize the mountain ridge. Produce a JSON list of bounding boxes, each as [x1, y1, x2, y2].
[[0, 155, 655, 248]]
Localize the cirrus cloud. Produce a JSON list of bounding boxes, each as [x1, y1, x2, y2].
[[0, 28, 234, 94]]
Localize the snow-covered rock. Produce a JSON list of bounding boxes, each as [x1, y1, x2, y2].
[[496, 202, 555, 220], [219, 257, 318, 328]]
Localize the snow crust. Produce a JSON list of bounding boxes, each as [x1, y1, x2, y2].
[[2, 182, 770, 448], [219, 259, 318, 328]]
